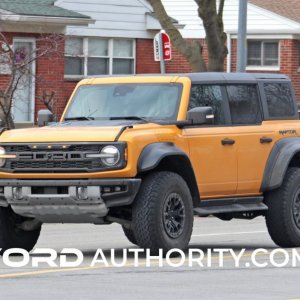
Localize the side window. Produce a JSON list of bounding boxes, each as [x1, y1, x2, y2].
[[189, 85, 225, 125], [227, 84, 262, 125], [264, 83, 295, 117]]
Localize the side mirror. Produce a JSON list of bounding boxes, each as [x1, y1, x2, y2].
[[37, 109, 53, 127], [187, 107, 214, 125]]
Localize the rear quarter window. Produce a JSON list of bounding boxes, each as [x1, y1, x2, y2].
[[227, 84, 262, 125], [264, 83, 295, 117]]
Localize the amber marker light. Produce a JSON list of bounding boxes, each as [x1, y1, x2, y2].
[[0, 154, 17, 159]]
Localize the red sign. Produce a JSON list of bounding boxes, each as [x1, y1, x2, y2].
[[153, 31, 172, 61], [161, 32, 171, 61]]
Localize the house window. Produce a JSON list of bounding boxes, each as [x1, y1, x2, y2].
[[65, 37, 84, 76], [65, 37, 135, 77], [113, 39, 134, 74], [87, 38, 109, 75], [247, 41, 279, 67]]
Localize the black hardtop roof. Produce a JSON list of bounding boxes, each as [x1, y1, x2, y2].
[[86, 72, 290, 83], [186, 72, 289, 83]]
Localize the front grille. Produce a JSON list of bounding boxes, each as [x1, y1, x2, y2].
[[1, 143, 126, 173], [5, 144, 102, 153]]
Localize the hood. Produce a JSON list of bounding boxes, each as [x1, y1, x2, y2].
[[0, 120, 143, 143]]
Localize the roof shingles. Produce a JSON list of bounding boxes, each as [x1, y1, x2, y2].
[[0, 0, 90, 19], [250, 0, 300, 24]]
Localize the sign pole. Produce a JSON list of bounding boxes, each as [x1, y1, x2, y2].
[[159, 32, 165, 74]]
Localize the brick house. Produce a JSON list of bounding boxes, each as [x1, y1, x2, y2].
[[0, 0, 92, 126], [1, 0, 300, 124]]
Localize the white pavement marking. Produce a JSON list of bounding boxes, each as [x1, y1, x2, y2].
[[192, 230, 267, 237]]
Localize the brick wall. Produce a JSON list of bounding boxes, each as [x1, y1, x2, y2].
[[136, 38, 208, 74], [35, 35, 66, 120], [281, 40, 300, 101]]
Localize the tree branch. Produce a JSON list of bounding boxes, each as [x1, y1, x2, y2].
[[218, 0, 225, 17]]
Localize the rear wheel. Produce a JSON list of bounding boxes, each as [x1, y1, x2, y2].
[[132, 172, 193, 254], [265, 168, 300, 247], [0, 207, 41, 255]]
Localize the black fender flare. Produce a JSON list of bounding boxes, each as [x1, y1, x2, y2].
[[137, 142, 200, 206], [137, 142, 190, 173], [261, 137, 300, 192]]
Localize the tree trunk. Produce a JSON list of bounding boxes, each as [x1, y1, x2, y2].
[[196, 0, 228, 71], [148, 0, 207, 72]]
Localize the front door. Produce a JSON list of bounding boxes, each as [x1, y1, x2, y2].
[[12, 39, 36, 124]]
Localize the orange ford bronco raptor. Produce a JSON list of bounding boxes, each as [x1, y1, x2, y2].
[[0, 72, 299, 254]]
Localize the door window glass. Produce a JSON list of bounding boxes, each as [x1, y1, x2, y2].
[[189, 85, 225, 125]]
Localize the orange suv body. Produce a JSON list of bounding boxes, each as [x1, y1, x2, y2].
[[0, 73, 299, 253]]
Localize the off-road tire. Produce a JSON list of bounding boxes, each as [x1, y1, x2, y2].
[[0, 207, 41, 255], [132, 172, 193, 254], [122, 226, 137, 245], [265, 167, 300, 247]]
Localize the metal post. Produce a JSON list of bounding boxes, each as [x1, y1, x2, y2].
[[159, 32, 165, 74], [237, 0, 248, 72]]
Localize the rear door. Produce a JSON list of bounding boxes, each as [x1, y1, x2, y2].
[[183, 84, 238, 198], [225, 83, 276, 195]]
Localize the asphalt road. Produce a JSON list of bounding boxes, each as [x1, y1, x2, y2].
[[0, 216, 299, 300]]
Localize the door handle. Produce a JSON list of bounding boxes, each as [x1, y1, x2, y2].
[[221, 139, 235, 146], [260, 137, 273, 144]]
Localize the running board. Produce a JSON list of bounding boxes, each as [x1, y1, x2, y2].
[[194, 196, 268, 217]]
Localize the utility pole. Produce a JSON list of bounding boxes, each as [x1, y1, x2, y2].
[[237, 0, 248, 72]]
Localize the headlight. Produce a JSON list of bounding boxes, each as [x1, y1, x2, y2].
[[0, 147, 6, 167], [100, 146, 120, 167]]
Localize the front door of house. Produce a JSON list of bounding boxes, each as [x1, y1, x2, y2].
[[12, 39, 36, 124]]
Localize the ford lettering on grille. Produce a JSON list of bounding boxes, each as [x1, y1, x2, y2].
[[18, 152, 82, 161]]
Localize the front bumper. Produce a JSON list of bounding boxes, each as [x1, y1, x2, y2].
[[0, 179, 141, 224]]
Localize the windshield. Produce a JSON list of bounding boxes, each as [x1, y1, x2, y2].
[[64, 83, 182, 121]]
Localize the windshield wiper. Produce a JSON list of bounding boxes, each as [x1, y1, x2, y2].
[[64, 116, 95, 121], [110, 116, 148, 123]]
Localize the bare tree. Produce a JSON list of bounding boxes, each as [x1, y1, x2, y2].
[[147, 0, 227, 72], [0, 32, 64, 128]]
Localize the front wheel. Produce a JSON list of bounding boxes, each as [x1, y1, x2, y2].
[[265, 167, 300, 247], [132, 172, 193, 254], [0, 207, 41, 255], [122, 226, 137, 245]]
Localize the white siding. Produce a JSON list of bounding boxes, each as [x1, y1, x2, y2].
[[55, 0, 155, 38], [55, 0, 300, 39], [162, 0, 300, 38]]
